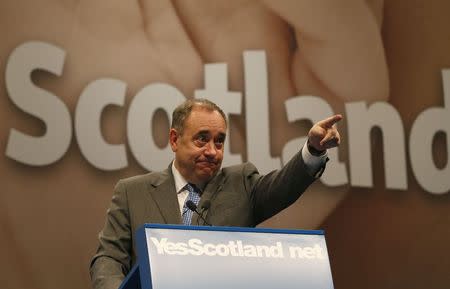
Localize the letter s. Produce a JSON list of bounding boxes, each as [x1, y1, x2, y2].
[[188, 238, 204, 256], [5, 41, 71, 165]]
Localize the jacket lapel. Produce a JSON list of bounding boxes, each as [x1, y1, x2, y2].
[[191, 170, 225, 225], [148, 168, 182, 224]]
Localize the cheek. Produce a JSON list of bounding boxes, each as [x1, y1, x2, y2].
[[216, 150, 224, 160], [191, 147, 205, 158]]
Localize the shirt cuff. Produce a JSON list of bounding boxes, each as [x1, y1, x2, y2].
[[302, 141, 329, 177]]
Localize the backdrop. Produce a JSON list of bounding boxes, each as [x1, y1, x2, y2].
[[1, 1, 449, 289]]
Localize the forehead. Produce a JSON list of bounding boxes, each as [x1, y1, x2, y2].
[[184, 107, 226, 133]]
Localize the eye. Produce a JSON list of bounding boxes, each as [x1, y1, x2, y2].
[[214, 135, 226, 149], [199, 134, 210, 142], [194, 133, 210, 146]]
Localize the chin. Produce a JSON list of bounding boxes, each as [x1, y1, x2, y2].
[[197, 170, 217, 182]]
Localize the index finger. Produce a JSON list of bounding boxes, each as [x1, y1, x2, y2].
[[317, 114, 343, 128]]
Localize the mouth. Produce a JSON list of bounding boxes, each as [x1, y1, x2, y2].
[[197, 160, 216, 165], [196, 160, 218, 169]]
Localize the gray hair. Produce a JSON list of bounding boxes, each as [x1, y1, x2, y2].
[[171, 98, 227, 135]]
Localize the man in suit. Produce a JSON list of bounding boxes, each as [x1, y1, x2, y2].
[[90, 98, 342, 289]]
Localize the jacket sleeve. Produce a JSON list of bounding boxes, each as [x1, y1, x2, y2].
[[246, 147, 318, 224], [89, 181, 132, 289]]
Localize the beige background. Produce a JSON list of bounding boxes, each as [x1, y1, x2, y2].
[[0, 1, 449, 289], [323, 1, 450, 288]]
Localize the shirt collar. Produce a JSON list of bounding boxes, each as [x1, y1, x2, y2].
[[171, 161, 205, 193], [172, 161, 188, 194]]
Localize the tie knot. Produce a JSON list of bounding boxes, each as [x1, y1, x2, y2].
[[185, 183, 200, 195]]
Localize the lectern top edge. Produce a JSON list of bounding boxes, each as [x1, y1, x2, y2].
[[138, 223, 325, 235]]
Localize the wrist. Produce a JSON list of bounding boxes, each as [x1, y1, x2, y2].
[[307, 140, 326, 156]]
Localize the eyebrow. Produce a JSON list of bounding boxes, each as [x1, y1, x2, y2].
[[196, 130, 226, 135], [195, 131, 226, 140], [197, 130, 209, 134], [216, 132, 226, 140]]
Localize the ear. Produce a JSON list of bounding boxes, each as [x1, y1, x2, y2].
[[169, 128, 179, 152]]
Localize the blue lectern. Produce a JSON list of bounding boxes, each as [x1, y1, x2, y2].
[[119, 224, 334, 289]]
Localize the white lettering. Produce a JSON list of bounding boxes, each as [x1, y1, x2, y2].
[[346, 101, 408, 189], [409, 70, 450, 194], [150, 237, 167, 254], [283, 96, 348, 186], [149, 238, 292, 259], [127, 83, 184, 171], [75, 78, 128, 170], [188, 238, 204, 256], [244, 51, 281, 174], [4, 41, 449, 195], [289, 244, 325, 259], [5, 41, 71, 165]]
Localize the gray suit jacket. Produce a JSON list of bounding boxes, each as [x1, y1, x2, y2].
[[90, 149, 317, 289]]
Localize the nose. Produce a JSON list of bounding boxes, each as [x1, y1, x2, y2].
[[203, 140, 217, 157]]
